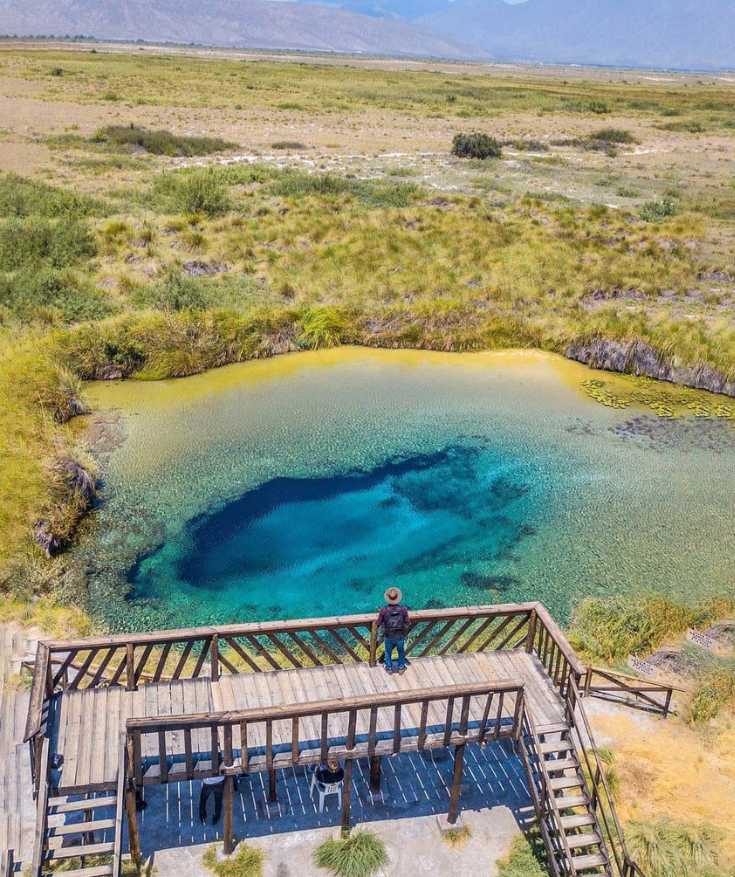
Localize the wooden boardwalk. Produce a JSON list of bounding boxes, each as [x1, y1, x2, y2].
[[52, 650, 562, 793]]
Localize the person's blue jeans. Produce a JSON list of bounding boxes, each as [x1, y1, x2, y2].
[[384, 637, 406, 671]]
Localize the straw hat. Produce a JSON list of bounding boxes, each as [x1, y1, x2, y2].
[[384, 587, 402, 604]]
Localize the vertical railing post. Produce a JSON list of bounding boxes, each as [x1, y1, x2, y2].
[[525, 608, 537, 654], [223, 774, 234, 855], [341, 758, 354, 836], [125, 643, 136, 692], [210, 634, 219, 682], [125, 735, 142, 871], [447, 743, 465, 824], [663, 688, 672, 718], [369, 620, 378, 667]]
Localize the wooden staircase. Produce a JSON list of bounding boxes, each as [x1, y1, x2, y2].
[[36, 791, 122, 877], [519, 715, 615, 876]]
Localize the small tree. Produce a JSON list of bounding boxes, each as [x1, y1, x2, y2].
[[451, 132, 502, 160]]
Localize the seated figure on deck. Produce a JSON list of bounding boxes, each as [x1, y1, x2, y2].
[[378, 587, 410, 675]]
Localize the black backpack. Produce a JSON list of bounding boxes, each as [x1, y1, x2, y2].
[[384, 605, 407, 637]]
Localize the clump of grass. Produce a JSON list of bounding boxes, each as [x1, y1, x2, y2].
[[93, 124, 237, 157], [268, 171, 422, 208], [687, 668, 735, 725], [442, 824, 472, 849], [0, 217, 96, 269], [640, 198, 679, 222], [568, 594, 734, 662], [659, 120, 706, 134], [452, 131, 502, 160], [313, 831, 388, 877], [627, 819, 724, 877], [0, 173, 102, 218], [131, 268, 211, 312], [590, 128, 637, 144], [154, 169, 231, 216], [271, 140, 307, 150], [298, 306, 350, 350], [0, 267, 112, 323], [565, 99, 611, 115], [496, 833, 548, 877], [202, 842, 264, 877]]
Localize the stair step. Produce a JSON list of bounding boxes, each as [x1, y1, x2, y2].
[[49, 818, 115, 836], [561, 814, 596, 829], [540, 740, 574, 754], [46, 841, 114, 860], [43, 867, 113, 877], [554, 794, 588, 809], [566, 832, 602, 849], [551, 776, 583, 791], [571, 852, 607, 871], [48, 796, 117, 814], [545, 759, 578, 772], [536, 722, 570, 735]]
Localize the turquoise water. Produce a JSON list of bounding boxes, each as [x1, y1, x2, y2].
[[81, 348, 735, 631]]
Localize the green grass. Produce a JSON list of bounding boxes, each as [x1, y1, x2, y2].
[[496, 833, 549, 877], [0, 172, 102, 218], [92, 124, 237, 157], [313, 831, 388, 877], [568, 594, 735, 662], [627, 819, 725, 877], [688, 668, 735, 725], [0, 217, 96, 269], [202, 843, 264, 877]]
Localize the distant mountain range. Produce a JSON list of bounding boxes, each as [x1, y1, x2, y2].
[[0, 0, 481, 59], [1, 0, 733, 70]]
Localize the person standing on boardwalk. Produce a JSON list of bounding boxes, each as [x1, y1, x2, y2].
[[378, 587, 410, 674], [199, 774, 225, 824]]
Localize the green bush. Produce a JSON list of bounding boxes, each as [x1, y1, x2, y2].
[[688, 668, 735, 725], [0, 267, 112, 323], [590, 128, 637, 144], [640, 199, 679, 222], [131, 269, 211, 312], [0, 217, 96, 269], [313, 831, 388, 877], [0, 173, 102, 218], [497, 833, 549, 877], [268, 172, 422, 208], [451, 132, 502, 160], [627, 819, 724, 877], [154, 169, 231, 216], [202, 842, 264, 877], [568, 594, 733, 662], [298, 306, 349, 349], [93, 124, 237, 157]]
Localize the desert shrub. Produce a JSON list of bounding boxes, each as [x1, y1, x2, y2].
[[504, 139, 549, 152], [590, 128, 637, 144], [154, 169, 231, 216], [688, 668, 735, 725], [313, 831, 388, 877], [202, 842, 264, 877], [568, 594, 733, 662], [271, 140, 307, 150], [0, 217, 96, 269], [497, 833, 549, 877], [93, 124, 236, 157], [451, 132, 502, 160], [660, 120, 705, 134], [0, 173, 101, 218], [627, 819, 724, 877], [640, 198, 679, 222], [0, 267, 112, 323], [566, 100, 611, 114]]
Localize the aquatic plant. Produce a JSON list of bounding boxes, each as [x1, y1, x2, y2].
[[313, 831, 388, 877]]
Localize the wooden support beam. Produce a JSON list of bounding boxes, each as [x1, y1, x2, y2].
[[447, 743, 465, 825], [223, 775, 235, 855], [369, 756, 382, 792], [125, 783, 142, 869], [341, 758, 354, 836]]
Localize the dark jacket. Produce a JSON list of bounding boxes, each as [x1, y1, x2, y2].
[[378, 604, 410, 638]]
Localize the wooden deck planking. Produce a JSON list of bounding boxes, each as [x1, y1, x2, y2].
[[51, 650, 562, 792]]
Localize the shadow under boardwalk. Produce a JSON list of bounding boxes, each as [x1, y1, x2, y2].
[[131, 739, 534, 858]]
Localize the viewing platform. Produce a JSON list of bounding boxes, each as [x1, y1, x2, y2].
[[19, 603, 670, 877]]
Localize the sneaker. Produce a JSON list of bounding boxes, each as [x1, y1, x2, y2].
[[398, 666, 407, 675], [384, 664, 394, 674]]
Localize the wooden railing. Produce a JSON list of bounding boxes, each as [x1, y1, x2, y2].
[[29, 737, 50, 877], [1, 849, 14, 877], [565, 678, 642, 877], [24, 602, 583, 789], [583, 666, 681, 717], [123, 679, 526, 855]]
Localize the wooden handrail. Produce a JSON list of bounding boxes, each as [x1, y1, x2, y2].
[[584, 666, 682, 717], [534, 603, 585, 677], [126, 678, 522, 733], [43, 603, 539, 651]]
